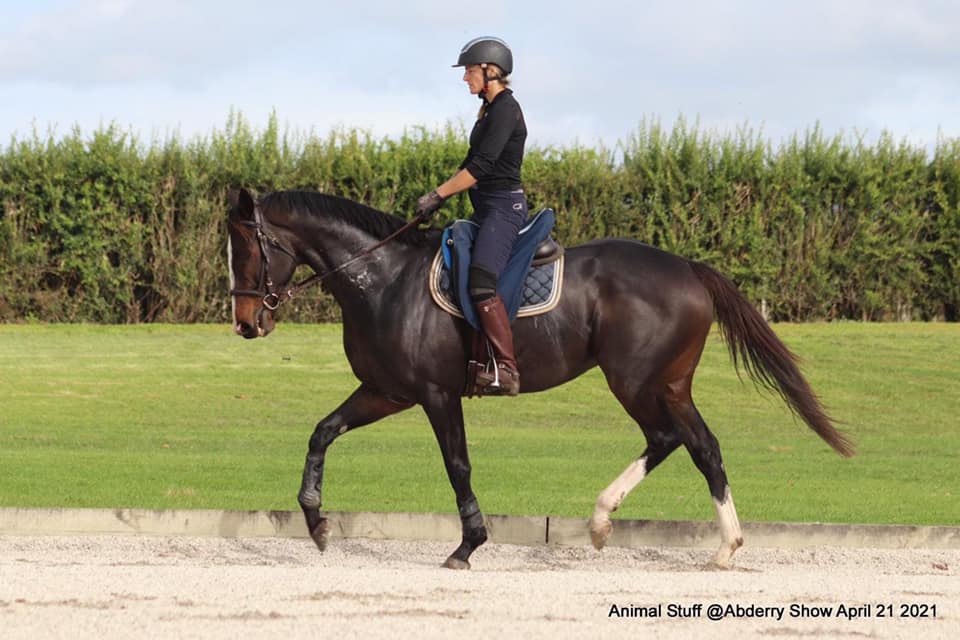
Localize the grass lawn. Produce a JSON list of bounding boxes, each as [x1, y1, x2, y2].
[[0, 322, 957, 526]]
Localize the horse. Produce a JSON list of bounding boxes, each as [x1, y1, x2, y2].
[[226, 187, 854, 569]]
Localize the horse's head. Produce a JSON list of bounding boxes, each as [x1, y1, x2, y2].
[[227, 188, 298, 339]]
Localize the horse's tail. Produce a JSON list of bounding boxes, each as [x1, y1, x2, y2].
[[688, 260, 855, 457]]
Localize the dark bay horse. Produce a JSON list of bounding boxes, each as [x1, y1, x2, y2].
[[227, 187, 854, 569]]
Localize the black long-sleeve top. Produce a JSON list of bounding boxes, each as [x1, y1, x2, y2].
[[460, 89, 527, 191]]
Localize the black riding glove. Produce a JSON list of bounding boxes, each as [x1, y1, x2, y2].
[[415, 190, 446, 220]]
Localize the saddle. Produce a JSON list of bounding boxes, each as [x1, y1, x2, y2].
[[429, 208, 565, 329], [428, 209, 565, 397]]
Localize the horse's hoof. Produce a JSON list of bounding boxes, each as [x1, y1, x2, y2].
[[711, 538, 743, 568], [310, 520, 331, 552], [442, 557, 471, 570], [589, 516, 612, 550]]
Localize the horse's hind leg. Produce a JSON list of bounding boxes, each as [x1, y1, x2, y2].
[[592, 383, 744, 566], [589, 397, 682, 550], [664, 395, 744, 567]]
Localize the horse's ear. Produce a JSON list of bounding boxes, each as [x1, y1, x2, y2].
[[228, 187, 256, 220]]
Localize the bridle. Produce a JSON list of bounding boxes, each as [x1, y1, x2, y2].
[[229, 204, 425, 311], [229, 204, 298, 311]]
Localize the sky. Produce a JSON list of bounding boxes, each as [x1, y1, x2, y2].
[[1, 0, 958, 153]]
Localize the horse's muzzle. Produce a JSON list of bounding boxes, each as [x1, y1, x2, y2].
[[235, 312, 273, 339], [235, 321, 262, 339]]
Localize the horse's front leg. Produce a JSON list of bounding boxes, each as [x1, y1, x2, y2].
[[298, 384, 412, 551], [422, 390, 487, 569]]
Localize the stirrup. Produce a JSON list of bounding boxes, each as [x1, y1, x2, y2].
[[475, 362, 519, 396], [464, 333, 520, 397]]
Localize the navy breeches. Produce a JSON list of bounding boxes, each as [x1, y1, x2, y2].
[[468, 188, 528, 279]]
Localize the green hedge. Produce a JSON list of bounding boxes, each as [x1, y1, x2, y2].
[[1, 113, 957, 322]]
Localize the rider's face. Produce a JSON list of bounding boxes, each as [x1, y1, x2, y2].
[[462, 64, 486, 95]]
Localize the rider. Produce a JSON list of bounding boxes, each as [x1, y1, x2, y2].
[[415, 36, 527, 396]]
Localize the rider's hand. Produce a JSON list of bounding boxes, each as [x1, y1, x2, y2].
[[415, 190, 446, 220]]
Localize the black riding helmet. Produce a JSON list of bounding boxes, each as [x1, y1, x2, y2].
[[452, 36, 513, 76]]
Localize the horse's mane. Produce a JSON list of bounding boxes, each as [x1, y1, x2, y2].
[[260, 190, 436, 247]]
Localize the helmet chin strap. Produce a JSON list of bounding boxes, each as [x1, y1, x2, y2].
[[479, 63, 503, 100]]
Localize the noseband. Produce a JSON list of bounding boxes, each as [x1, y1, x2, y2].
[[230, 204, 425, 311]]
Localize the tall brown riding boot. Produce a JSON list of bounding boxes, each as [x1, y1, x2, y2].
[[475, 295, 520, 396]]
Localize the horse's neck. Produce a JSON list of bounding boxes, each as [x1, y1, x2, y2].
[[314, 222, 383, 265], [303, 217, 422, 309]]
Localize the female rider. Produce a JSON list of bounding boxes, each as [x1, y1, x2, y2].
[[415, 36, 527, 396]]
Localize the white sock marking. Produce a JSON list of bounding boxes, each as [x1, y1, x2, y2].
[[596, 456, 648, 517], [589, 456, 649, 549], [712, 485, 744, 566]]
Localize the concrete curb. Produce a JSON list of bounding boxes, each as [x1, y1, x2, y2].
[[1, 507, 957, 550]]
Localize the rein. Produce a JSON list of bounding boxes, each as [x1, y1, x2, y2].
[[230, 204, 426, 311]]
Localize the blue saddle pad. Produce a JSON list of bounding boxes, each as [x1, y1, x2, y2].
[[430, 208, 562, 329]]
